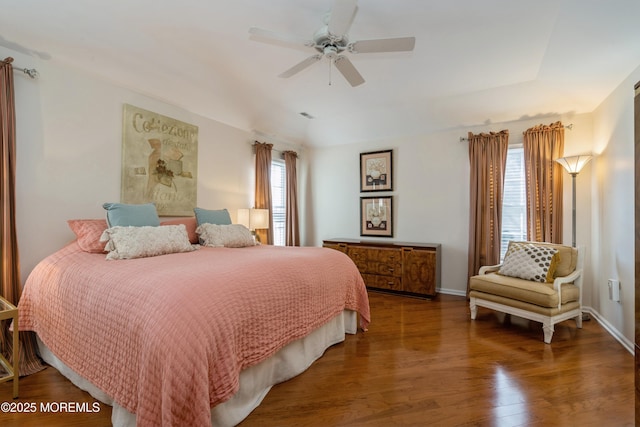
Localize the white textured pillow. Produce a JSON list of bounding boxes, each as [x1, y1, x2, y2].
[[498, 242, 559, 283], [100, 224, 196, 260], [196, 223, 257, 248]]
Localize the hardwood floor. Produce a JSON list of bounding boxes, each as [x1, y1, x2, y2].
[[0, 365, 111, 427], [0, 292, 633, 426]]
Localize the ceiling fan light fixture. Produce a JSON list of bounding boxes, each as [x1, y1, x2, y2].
[[250, 0, 416, 87], [323, 45, 339, 58]]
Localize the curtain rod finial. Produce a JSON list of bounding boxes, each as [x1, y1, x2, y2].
[[23, 68, 38, 79]]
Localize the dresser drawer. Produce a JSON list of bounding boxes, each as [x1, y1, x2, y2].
[[362, 274, 402, 291], [347, 247, 402, 276]]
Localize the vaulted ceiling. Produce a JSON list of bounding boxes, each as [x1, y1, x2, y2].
[[3, 0, 640, 147]]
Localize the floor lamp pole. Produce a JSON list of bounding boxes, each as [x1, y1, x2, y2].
[[555, 154, 592, 248], [571, 172, 577, 248]]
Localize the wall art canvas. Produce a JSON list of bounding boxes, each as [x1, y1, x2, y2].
[[360, 196, 393, 237], [121, 104, 198, 216], [360, 149, 393, 192]]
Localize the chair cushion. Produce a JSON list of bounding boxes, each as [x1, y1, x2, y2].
[[469, 290, 581, 316], [469, 272, 579, 308]]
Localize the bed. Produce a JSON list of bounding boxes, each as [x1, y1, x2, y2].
[[17, 232, 370, 426]]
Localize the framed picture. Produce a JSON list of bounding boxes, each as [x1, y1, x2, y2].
[[360, 196, 393, 237], [360, 149, 393, 192], [121, 104, 199, 216]]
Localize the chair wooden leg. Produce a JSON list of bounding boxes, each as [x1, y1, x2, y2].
[[469, 298, 477, 320], [542, 320, 554, 344]]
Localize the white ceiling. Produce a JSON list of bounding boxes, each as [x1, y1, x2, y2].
[[2, 0, 640, 147]]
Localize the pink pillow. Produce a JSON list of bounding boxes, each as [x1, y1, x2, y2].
[[67, 219, 108, 253], [160, 217, 198, 244]]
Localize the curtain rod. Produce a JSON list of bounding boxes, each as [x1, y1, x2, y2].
[[2, 57, 39, 79], [15, 66, 39, 79], [459, 123, 573, 142], [261, 146, 302, 160], [250, 141, 302, 159]]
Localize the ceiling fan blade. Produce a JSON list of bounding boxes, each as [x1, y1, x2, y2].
[[278, 55, 322, 78], [334, 56, 365, 87], [328, 0, 358, 38], [249, 27, 315, 48], [349, 37, 416, 54]]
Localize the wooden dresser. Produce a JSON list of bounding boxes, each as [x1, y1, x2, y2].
[[323, 239, 441, 298]]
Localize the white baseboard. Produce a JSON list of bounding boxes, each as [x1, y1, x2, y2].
[[582, 306, 634, 355], [437, 287, 467, 297]]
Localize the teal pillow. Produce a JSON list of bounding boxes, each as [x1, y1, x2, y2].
[[194, 207, 232, 226], [103, 203, 160, 227]]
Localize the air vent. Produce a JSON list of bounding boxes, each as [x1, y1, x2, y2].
[[299, 112, 314, 119]]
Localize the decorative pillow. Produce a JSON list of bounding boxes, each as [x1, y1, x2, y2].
[[160, 217, 198, 244], [196, 223, 257, 248], [194, 207, 232, 226], [67, 219, 109, 253], [99, 224, 196, 260], [103, 202, 160, 227], [499, 242, 559, 283]]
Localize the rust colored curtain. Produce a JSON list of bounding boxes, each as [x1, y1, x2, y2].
[[254, 142, 273, 245], [283, 151, 300, 246], [1, 58, 44, 376], [523, 122, 564, 243], [467, 130, 509, 292]]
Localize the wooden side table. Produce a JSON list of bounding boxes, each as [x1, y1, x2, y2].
[[0, 296, 18, 398]]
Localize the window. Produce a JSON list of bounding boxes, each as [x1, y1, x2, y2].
[[271, 159, 286, 246], [500, 146, 527, 260]]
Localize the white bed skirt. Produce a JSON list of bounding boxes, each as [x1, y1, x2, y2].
[[37, 310, 357, 427]]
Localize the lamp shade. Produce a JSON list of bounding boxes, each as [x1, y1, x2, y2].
[[237, 208, 269, 230], [555, 155, 592, 175]]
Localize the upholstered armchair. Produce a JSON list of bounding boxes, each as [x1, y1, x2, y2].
[[469, 241, 583, 344]]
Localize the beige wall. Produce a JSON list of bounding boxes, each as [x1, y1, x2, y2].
[[589, 64, 640, 349]]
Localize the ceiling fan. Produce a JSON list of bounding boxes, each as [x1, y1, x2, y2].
[[249, 0, 415, 87]]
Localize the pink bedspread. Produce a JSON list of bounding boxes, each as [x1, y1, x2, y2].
[[18, 243, 370, 426]]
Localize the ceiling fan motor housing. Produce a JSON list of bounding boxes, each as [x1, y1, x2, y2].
[[314, 26, 348, 58]]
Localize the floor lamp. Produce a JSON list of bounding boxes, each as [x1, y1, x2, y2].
[[555, 155, 592, 247]]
